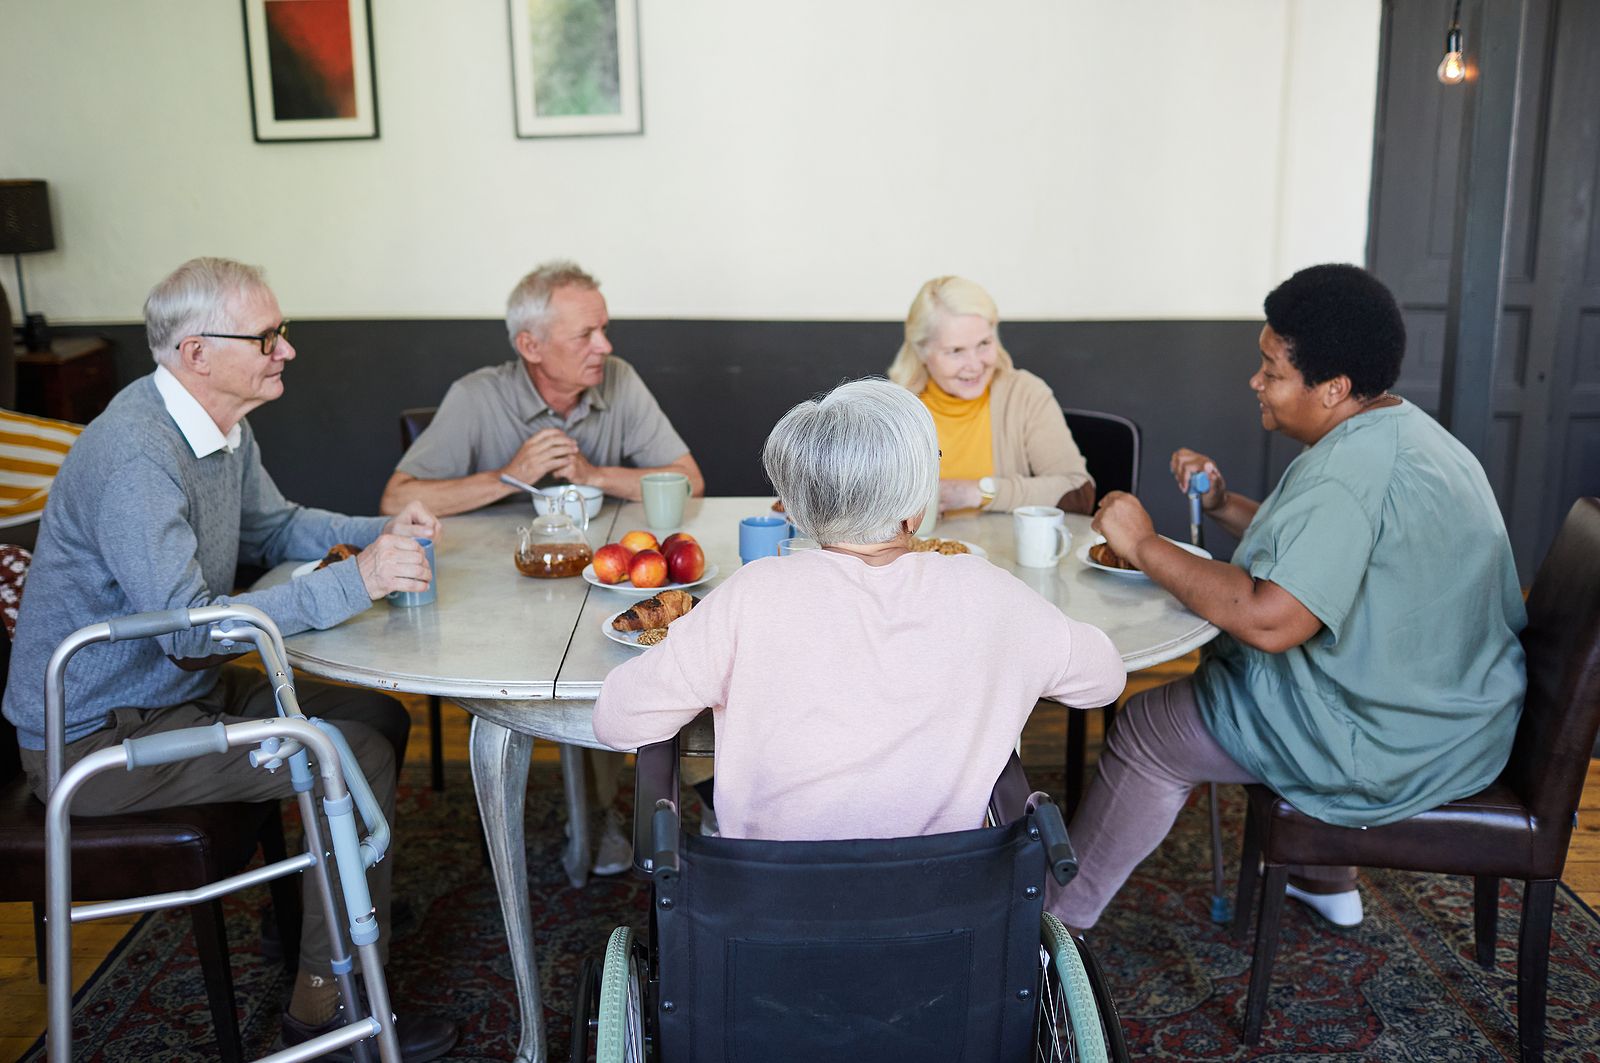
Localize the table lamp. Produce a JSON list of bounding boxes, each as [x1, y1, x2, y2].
[[0, 180, 57, 351]]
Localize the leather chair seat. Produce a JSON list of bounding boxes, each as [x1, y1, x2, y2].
[[1249, 781, 1551, 880], [0, 775, 279, 899]]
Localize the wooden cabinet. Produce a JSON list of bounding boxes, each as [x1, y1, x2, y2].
[[14, 337, 116, 425]]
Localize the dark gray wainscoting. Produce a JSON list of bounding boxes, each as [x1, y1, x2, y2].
[[88, 318, 1270, 558]]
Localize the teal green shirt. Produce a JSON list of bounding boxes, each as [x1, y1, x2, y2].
[[1194, 400, 1526, 827]]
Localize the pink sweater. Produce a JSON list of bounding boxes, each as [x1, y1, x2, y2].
[[594, 549, 1125, 841]]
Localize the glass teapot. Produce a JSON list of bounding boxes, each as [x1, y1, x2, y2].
[[515, 487, 593, 579]]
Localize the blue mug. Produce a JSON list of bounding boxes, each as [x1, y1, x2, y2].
[[739, 516, 789, 564], [387, 537, 436, 607]]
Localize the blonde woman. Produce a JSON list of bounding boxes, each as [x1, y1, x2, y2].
[[888, 276, 1094, 514]]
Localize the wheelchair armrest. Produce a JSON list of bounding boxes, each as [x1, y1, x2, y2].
[[651, 802, 680, 877], [1030, 795, 1079, 886], [633, 735, 680, 877]]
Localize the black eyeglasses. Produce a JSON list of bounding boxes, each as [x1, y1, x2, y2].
[[180, 321, 290, 356]]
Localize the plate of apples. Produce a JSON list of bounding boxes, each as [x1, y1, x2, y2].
[[584, 529, 717, 595]]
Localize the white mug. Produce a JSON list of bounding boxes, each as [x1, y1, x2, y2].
[[1014, 506, 1072, 567]]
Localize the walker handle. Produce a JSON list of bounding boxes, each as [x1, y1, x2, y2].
[[122, 722, 230, 769], [106, 608, 194, 642]]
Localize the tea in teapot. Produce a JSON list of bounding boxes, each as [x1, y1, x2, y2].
[[515, 489, 593, 578]]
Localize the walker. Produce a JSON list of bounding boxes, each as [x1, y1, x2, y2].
[[43, 604, 403, 1063]]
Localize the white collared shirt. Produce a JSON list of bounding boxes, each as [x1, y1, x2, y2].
[[153, 366, 242, 459]]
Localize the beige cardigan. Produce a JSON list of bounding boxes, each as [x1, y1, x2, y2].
[[986, 369, 1093, 512]]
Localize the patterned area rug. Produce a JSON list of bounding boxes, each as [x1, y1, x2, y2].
[[18, 761, 1600, 1062]]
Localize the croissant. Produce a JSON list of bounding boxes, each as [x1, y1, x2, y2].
[[612, 589, 698, 631], [316, 543, 361, 570], [1089, 542, 1137, 570]]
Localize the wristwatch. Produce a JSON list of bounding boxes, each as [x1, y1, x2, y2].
[[977, 477, 997, 509]]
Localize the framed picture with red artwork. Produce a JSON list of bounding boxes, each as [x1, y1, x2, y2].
[[241, 0, 379, 142]]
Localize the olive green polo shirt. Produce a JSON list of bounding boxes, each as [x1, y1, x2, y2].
[[397, 356, 689, 483], [1193, 400, 1526, 827]]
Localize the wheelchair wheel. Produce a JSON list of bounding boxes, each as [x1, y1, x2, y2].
[[570, 954, 602, 1062], [1035, 913, 1111, 1062], [595, 926, 647, 1063]]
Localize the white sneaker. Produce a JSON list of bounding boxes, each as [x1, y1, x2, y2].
[[1285, 883, 1364, 928], [591, 810, 633, 876], [699, 806, 720, 837]]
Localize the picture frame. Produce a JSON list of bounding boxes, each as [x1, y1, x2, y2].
[[508, 0, 642, 138], [241, 0, 379, 142]]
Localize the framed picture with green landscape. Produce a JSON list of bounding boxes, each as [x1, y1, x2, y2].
[[508, 0, 641, 137]]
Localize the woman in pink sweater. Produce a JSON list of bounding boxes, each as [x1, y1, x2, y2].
[[593, 378, 1125, 841]]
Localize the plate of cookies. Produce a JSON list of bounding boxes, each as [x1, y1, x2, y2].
[[603, 589, 700, 649], [1077, 536, 1209, 578], [909, 537, 987, 558]]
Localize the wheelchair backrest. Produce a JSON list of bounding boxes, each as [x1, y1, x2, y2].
[[653, 816, 1045, 1063]]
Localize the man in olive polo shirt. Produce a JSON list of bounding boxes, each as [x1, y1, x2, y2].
[[382, 260, 704, 877], [380, 260, 703, 517]]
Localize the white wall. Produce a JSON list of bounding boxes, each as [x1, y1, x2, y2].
[[0, 0, 1380, 323]]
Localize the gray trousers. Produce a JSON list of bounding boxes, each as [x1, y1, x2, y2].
[[1049, 676, 1356, 929], [21, 666, 409, 977]]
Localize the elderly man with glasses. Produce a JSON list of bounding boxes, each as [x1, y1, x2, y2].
[[1, 257, 458, 1060]]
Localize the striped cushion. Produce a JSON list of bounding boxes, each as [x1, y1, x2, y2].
[[0, 409, 83, 529]]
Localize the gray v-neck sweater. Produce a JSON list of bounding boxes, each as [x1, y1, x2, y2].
[[3, 375, 384, 750]]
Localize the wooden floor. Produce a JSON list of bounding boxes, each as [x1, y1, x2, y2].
[[4, 657, 1598, 1059]]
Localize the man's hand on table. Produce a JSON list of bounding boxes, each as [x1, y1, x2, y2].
[[502, 428, 580, 488], [383, 500, 441, 541], [357, 535, 432, 600]]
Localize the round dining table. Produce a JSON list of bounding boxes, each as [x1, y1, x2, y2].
[[280, 496, 1218, 1063]]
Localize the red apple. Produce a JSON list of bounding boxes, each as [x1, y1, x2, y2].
[[592, 543, 632, 584], [666, 540, 705, 585], [619, 530, 659, 556], [628, 549, 668, 588], [660, 532, 697, 557]]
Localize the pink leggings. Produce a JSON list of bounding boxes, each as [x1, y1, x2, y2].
[[1048, 676, 1355, 928]]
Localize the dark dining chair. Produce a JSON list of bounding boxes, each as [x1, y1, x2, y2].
[[398, 406, 446, 793], [0, 547, 300, 1063], [1061, 407, 1141, 504], [1230, 497, 1600, 1062], [1059, 408, 1142, 817]]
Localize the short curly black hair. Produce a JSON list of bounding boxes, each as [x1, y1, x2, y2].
[[1263, 264, 1405, 399]]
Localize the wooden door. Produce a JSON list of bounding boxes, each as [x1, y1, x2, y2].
[[1368, 0, 1600, 579]]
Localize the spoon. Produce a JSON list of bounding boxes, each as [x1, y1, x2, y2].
[[500, 473, 541, 495]]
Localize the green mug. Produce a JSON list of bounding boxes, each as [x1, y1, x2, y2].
[[641, 472, 692, 529]]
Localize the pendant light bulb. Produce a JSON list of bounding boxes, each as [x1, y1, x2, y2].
[[1437, 45, 1466, 84], [1437, 5, 1465, 85]]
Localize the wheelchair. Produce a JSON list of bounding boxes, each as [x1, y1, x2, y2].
[[571, 733, 1129, 1063]]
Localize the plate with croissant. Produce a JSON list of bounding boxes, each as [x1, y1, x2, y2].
[[603, 589, 699, 649], [292, 543, 361, 578], [1077, 536, 1210, 578]]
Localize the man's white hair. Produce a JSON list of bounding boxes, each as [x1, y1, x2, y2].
[[505, 260, 600, 349], [762, 377, 939, 546], [144, 257, 267, 368]]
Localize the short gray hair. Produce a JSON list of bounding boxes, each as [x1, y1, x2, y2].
[[145, 257, 267, 367], [506, 260, 600, 348], [762, 377, 939, 546]]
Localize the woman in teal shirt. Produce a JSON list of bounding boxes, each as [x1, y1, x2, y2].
[[1051, 264, 1526, 931]]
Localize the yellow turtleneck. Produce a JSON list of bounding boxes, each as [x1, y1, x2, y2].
[[920, 382, 994, 482]]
